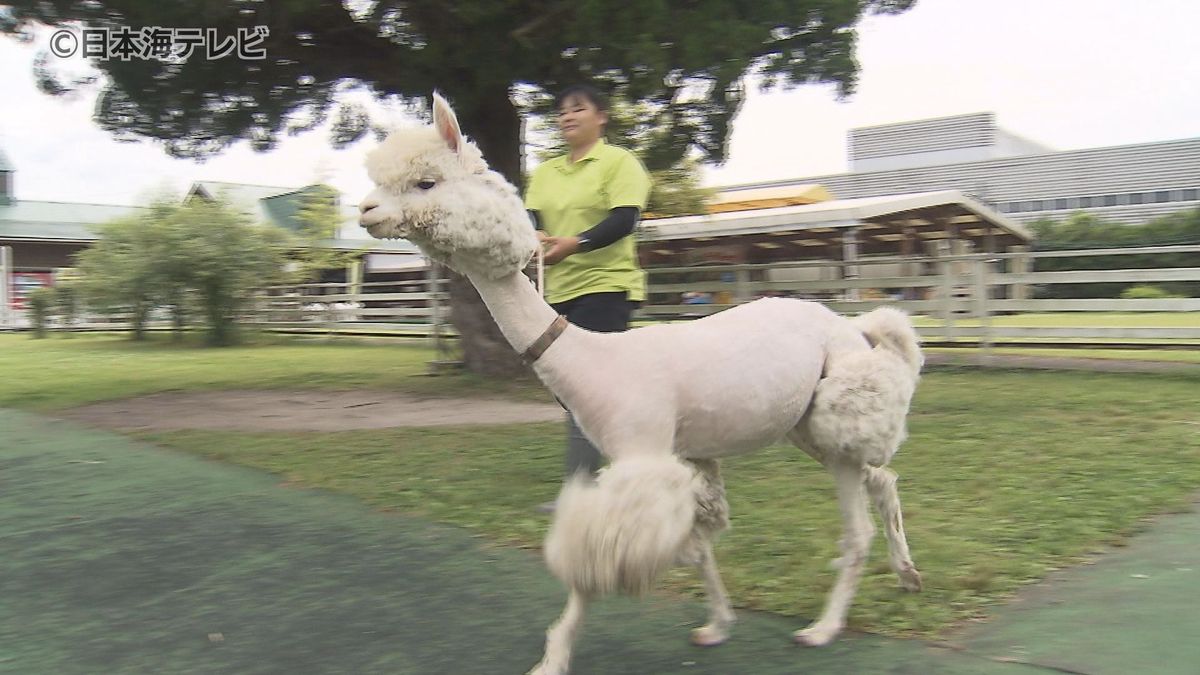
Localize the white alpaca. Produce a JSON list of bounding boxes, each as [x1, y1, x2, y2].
[[359, 94, 924, 675]]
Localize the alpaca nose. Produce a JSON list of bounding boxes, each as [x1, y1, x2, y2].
[[359, 198, 379, 215]]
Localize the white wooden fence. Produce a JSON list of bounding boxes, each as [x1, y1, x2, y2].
[[8, 245, 1199, 351]]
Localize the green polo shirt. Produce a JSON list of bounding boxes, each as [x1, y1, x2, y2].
[[525, 140, 652, 305]]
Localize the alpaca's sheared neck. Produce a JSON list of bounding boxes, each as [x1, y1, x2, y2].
[[465, 268, 561, 354]]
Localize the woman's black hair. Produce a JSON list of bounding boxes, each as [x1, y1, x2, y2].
[[554, 84, 609, 113]]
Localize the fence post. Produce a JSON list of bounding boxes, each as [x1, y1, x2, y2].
[[325, 289, 337, 340], [935, 241, 955, 341], [0, 246, 11, 329], [1009, 245, 1031, 300], [973, 257, 993, 357], [428, 263, 457, 373], [842, 227, 860, 302], [734, 268, 750, 303]]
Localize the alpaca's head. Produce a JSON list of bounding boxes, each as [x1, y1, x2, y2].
[[358, 93, 537, 278]]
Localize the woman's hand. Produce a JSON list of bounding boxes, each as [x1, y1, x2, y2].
[[540, 235, 582, 265]]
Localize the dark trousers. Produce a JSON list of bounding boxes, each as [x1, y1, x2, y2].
[[549, 292, 636, 477], [551, 291, 635, 333]]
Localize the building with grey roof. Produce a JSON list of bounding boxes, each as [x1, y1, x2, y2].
[[1, 151, 418, 311], [721, 112, 1200, 226]]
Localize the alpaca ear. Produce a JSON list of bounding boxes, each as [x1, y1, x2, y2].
[[432, 92, 463, 153]]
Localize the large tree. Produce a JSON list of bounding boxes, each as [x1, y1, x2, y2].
[[4, 0, 915, 373]]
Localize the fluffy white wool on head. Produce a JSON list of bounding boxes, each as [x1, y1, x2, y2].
[[365, 127, 487, 189], [362, 116, 537, 278]]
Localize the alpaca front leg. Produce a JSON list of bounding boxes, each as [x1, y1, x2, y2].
[[528, 590, 587, 675], [865, 466, 922, 592], [691, 542, 737, 647], [795, 462, 874, 647]]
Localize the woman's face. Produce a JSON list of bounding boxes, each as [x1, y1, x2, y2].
[[557, 94, 607, 147]]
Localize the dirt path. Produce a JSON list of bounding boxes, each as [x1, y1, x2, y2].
[[54, 354, 1197, 434], [56, 389, 565, 432]]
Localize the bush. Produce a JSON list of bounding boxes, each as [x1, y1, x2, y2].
[[1120, 285, 1182, 300], [27, 287, 54, 338], [76, 196, 291, 345], [54, 282, 80, 328]]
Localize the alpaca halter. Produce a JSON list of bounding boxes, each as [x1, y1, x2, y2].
[[522, 315, 569, 365]]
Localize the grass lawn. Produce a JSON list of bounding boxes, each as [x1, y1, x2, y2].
[[0, 333, 553, 410], [911, 312, 1200, 328], [927, 347, 1200, 364], [4, 333, 1199, 638]]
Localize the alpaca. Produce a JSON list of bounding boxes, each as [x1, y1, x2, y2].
[[359, 94, 924, 675]]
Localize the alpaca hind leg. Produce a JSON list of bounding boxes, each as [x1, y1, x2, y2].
[[865, 466, 922, 592], [795, 461, 874, 647], [528, 590, 587, 675], [690, 542, 737, 647]]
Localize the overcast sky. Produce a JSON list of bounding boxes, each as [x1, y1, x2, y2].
[[1, 0, 1198, 208]]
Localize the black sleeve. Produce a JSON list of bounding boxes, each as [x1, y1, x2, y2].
[[527, 209, 543, 231], [577, 206, 640, 252]]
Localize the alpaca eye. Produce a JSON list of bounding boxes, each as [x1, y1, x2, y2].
[[417, 179, 436, 190]]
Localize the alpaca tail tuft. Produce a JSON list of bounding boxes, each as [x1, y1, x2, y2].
[[544, 454, 699, 597], [853, 306, 923, 375]]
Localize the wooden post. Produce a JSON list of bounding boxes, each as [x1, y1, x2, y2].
[[0, 246, 11, 329], [348, 259, 363, 297], [842, 226, 860, 302], [973, 257, 993, 358], [734, 268, 750, 303], [429, 263, 444, 369], [935, 240, 954, 341], [1009, 245, 1031, 300], [900, 227, 917, 301]]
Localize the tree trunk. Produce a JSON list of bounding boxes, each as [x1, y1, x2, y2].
[[444, 86, 530, 377]]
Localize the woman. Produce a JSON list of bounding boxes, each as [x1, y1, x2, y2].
[[525, 84, 652, 508]]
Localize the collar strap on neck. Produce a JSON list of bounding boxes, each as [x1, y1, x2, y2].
[[521, 315, 569, 365]]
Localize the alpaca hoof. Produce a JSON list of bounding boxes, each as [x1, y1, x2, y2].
[[793, 623, 840, 647], [899, 566, 923, 592], [690, 624, 730, 647]]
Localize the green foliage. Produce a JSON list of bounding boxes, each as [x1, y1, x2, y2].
[[289, 184, 362, 283], [75, 198, 291, 345], [172, 199, 292, 345], [646, 159, 713, 217], [75, 212, 164, 340], [1030, 208, 1200, 298], [26, 287, 53, 338], [53, 282, 80, 328], [1120, 285, 1182, 300], [4, 0, 913, 171]]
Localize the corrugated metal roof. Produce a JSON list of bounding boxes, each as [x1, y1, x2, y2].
[[0, 199, 145, 241], [0, 199, 145, 225], [1, 181, 412, 251], [0, 220, 98, 241], [643, 190, 1032, 242]]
